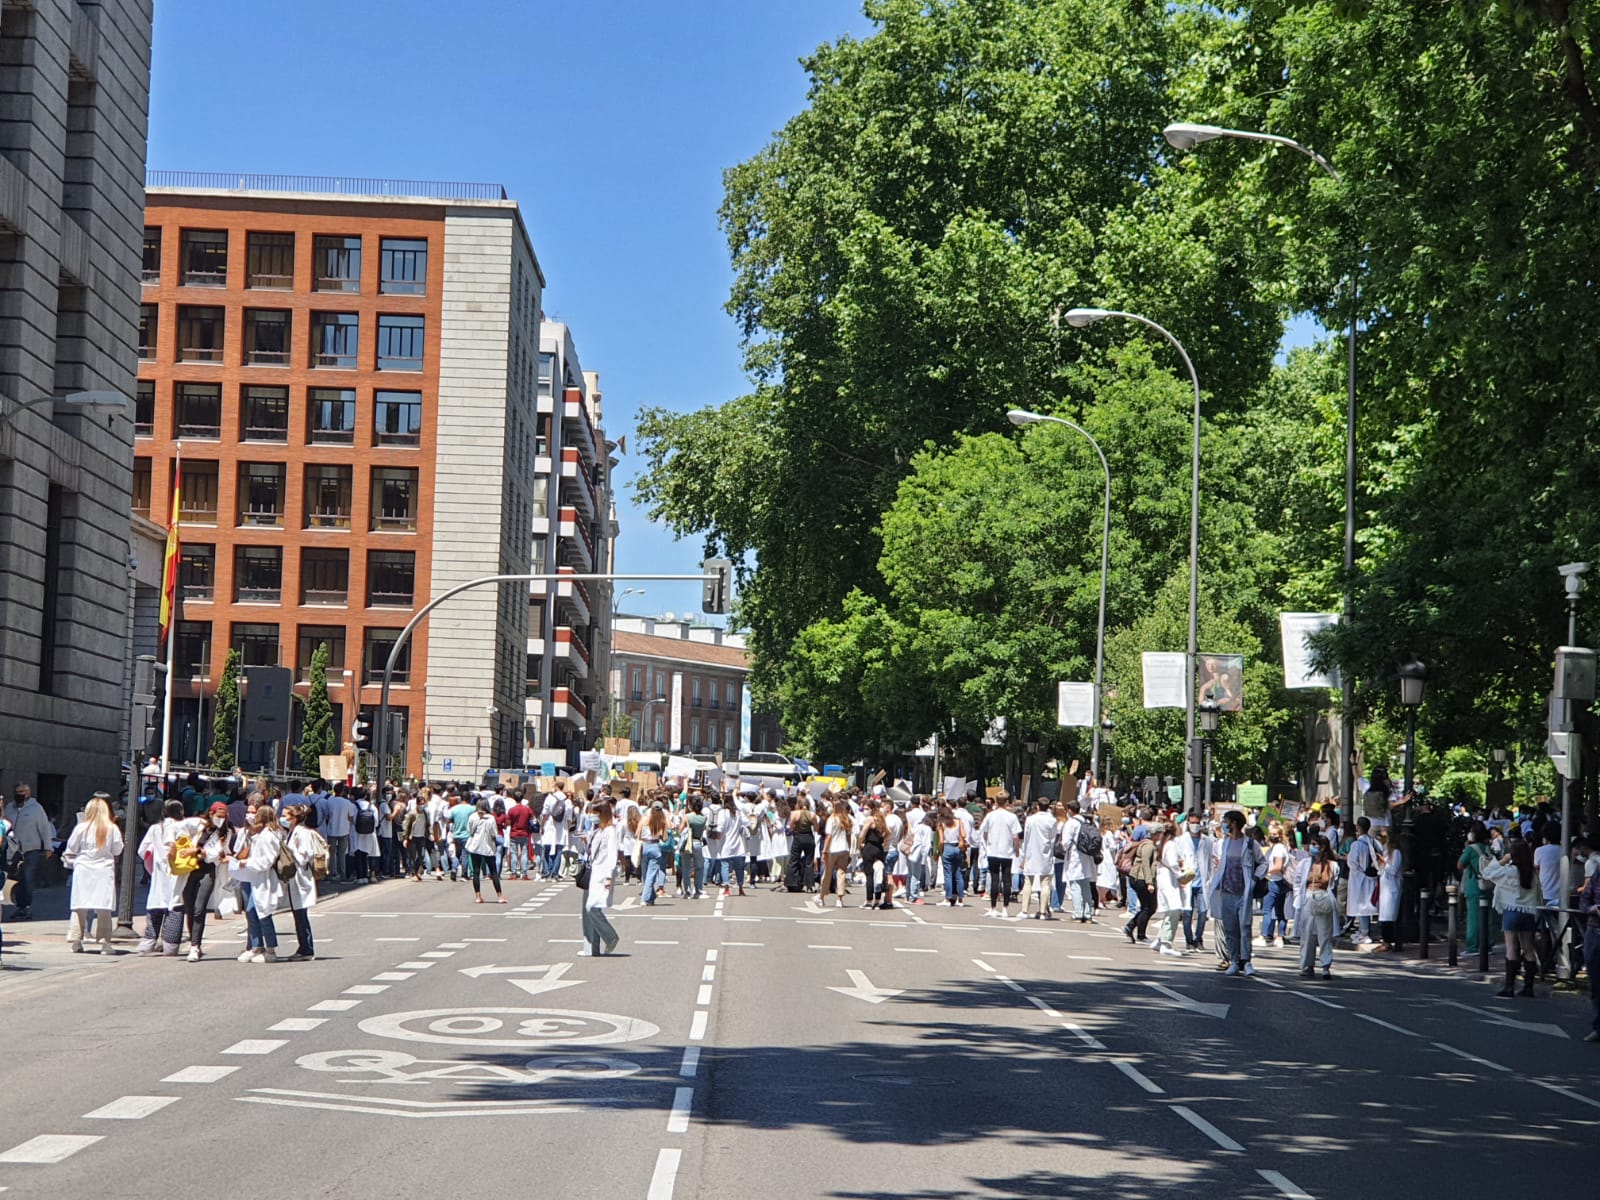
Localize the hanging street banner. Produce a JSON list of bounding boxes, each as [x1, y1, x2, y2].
[[1142, 652, 1187, 709], [1280, 611, 1340, 689], [1197, 653, 1244, 712], [1057, 682, 1097, 727]]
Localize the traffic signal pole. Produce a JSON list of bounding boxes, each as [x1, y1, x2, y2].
[[373, 570, 725, 794]]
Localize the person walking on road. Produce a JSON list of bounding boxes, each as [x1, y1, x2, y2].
[[136, 798, 187, 957], [1061, 800, 1097, 922], [1207, 809, 1264, 977], [1344, 817, 1381, 946], [581, 800, 621, 957], [1296, 836, 1340, 980], [1483, 838, 1543, 997], [1458, 821, 1495, 955], [231, 803, 284, 963], [1152, 823, 1191, 957], [822, 799, 855, 909], [639, 802, 668, 906], [181, 801, 232, 961], [1018, 800, 1058, 920], [466, 798, 507, 905], [506, 791, 535, 881], [62, 793, 122, 955], [1123, 830, 1158, 945], [5, 783, 56, 922], [936, 803, 966, 907], [1374, 827, 1403, 952], [1576, 839, 1600, 1042], [979, 794, 1021, 920], [280, 804, 320, 959], [1260, 822, 1293, 948]]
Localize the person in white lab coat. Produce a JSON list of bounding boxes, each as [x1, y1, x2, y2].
[[230, 803, 284, 963], [1152, 824, 1192, 957], [1018, 801, 1059, 920], [1343, 817, 1381, 945], [62, 793, 123, 954], [1375, 827, 1404, 952], [281, 804, 320, 960], [135, 798, 187, 956], [582, 800, 621, 956]]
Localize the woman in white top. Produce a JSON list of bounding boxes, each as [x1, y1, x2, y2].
[[230, 803, 284, 963], [582, 800, 621, 956], [466, 798, 506, 904], [1152, 823, 1191, 957], [767, 799, 792, 893], [821, 800, 854, 909], [281, 804, 320, 960], [63, 793, 123, 954], [717, 796, 751, 897], [1374, 827, 1404, 952], [136, 798, 187, 956], [1260, 824, 1294, 947], [1482, 838, 1543, 997], [1097, 825, 1124, 907]]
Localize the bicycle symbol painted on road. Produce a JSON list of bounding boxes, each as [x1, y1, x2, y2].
[[357, 1006, 661, 1049]]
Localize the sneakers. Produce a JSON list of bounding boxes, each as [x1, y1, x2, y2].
[[1159, 945, 1183, 958], [1299, 967, 1315, 979], [1242, 961, 1256, 977], [69, 942, 85, 953], [245, 950, 265, 964], [1225, 963, 1240, 976], [1321, 969, 1333, 980], [186, 947, 202, 963], [262, 948, 277, 962]]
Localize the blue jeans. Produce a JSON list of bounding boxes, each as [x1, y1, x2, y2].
[[941, 848, 965, 901], [718, 856, 746, 889], [641, 844, 665, 904], [541, 846, 561, 878], [906, 860, 923, 901], [1070, 877, 1095, 921], [1182, 884, 1209, 946], [508, 838, 531, 877], [1213, 889, 1251, 965], [1261, 878, 1291, 939], [13, 847, 44, 912], [236, 882, 277, 950]]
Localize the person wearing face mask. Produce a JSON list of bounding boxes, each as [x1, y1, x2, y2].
[[1458, 820, 1495, 956], [1178, 814, 1213, 951], [1296, 837, 1340, 979], [62, 793, 123, 955], [180, 802, 233, 962]]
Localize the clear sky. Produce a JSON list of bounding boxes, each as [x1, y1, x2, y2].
[[146, 0, 874, 622]]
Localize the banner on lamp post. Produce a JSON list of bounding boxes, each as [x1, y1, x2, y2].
[[1197, 653, 1244, 712], [1142, 652, 1187, 709], [1057, 682, 1097, 728], [1279, 612, 1340, 689]]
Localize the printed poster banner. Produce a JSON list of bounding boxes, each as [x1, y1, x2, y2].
[[1280, 611, 1340, 690], [670, 672, 684, 750], [1197, 653, 1244, 712], [739, 683, 753, 759], [1142, 652, 1187, 709], [1057, 681, 1097, 728]]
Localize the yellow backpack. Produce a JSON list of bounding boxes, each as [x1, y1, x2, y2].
[[167, 833, 199, 876]]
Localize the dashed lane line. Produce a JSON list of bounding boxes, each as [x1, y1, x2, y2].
[[308, 999, 361, 1012], [679, 1046, 701, 1078], [221, 1039, 288, 1056], [343, 985, 390, 996], [894, 947, 937, 954], [269, 1018, 327, 1032], [1355, 1013, 1418, 1038], [0, 1135, 103, 1164], [1430, 1042, 1510, 1072], [667, 1086, 693, 1133], [1169, 1105, 1245, 1152], [1532, 1080, 1600, 1112], [702, 966, 716, 982], [1257, 1169, 1314, 1199], [647, 1148, 682, 1200], [1289, 990, 1344, 1011], [1113, 1061, 1165, 1095], [83, 1096, 179, 1120], [371, 972, 415, 982], [689, 1011, 708, 1041], [696, 985, 714, 1006], [162, 1066, 237, 1084], [809, 945, 851, 951], [395, 961, 435, 970]]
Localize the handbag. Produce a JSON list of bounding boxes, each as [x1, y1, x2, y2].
[[574, 861, 592, 890]]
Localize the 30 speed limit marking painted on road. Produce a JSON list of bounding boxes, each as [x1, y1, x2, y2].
[[357, 1007, 661, 1049]]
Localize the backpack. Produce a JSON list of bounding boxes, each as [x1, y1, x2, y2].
[[550, 794, 569, 825], [1075, 822, 1104, 862], [1115, 838, 1138, 877], [167, 834, 199, 876], [354, 803, 377, 836], [275, 833, 298, 883], [308, 830, 331, 880]]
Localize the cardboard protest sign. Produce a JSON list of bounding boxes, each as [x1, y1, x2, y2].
[[1098, 803, 1125, 830], [604, 738, 631, 756]]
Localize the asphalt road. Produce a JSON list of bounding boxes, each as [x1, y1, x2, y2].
[[0, 876, 1593, 1199]]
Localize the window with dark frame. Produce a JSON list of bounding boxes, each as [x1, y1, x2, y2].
[[180, 543, 214, 602], [313, 235, 361, 291], [173, 382, 221, 438], [240, 386, 289, 442], [296, 625, 347, 680], [304, 464, 353, 529], [175, 620, 211, 678], [243, 309, 291, 365], [132, 457, 151, 519], [300, 547, 349, 605], [238, 463, 286, 527], [376, 314, 424, 371], [177, 461, 219, 523], [366, 550, 416, 607], [379, 237, 427, 294], [234, 545, 283, 604], [307, 387, 356, 443], [180, 229, 227, 286], [373, 390, 422, 446], [134, 380, 154, 437], [142, 228, 161, 283], [231, 622, 280, 668], [177, 305, 225, 362], [310, 312, 359, 368], [363, 628, 410, 685], [370, 467, 418, 531], [138, 304, 158, 358], [246, 231, 294, 289]]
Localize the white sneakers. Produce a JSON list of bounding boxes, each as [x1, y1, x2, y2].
[[1159, 945, 1183, 958], [186, 947, 202, 963], [236, 948, 256, 963]]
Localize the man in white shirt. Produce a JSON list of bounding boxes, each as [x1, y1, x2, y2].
[[1019, 801, 1059, 920], [979, 796, 1022, 919]]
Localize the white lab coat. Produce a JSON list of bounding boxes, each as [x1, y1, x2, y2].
[[1061, 817, 1095, 882], [64, 821, 122, 912], [1378, 847, 1403, 923], [1156, 837, 1190, 913], [285, 824, 318, 911], [1344, 835, 1381, 918], [585, 823, 619, 910], [232, 827, 285, 915], [1020, 812, 1058, 876], [138, 818, 183, 910]]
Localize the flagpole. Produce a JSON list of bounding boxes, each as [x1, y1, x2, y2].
[[158, 442, 181, 786]]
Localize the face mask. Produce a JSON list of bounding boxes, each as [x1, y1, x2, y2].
[[212, 815, 225, 827]]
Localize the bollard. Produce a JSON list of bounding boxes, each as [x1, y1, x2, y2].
[[1420, 886, 1431, 959], [1446, 881, 1458, 967], [1478, 882, 1493, 974]]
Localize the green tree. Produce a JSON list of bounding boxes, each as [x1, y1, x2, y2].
[[596, 710, 634, 748], [209, 648, 242, 771], [298, 642, 336, 776]]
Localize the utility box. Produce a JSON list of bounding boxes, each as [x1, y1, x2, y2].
[[1553, 645, 1597, 703]]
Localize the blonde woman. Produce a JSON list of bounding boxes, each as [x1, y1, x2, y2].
[[822, 799, 855, 909], [230, 803, 284, 963], [63, 793, 123, 954]]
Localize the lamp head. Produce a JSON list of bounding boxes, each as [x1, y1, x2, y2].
[[1163, 123, 1226, 151], [1063, 307, 1110, 328], [1007, 409, 1043, 427], [1397, 657, 1427, 707]]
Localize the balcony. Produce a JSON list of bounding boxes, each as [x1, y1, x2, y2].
[[303, 588, 348, 606], [556, 506, 593, 570], [562, 387, 598, 461], [560, 448, 596, 519], [551, 686, 587, 726], [554, 567, 590, 626], [552, 625, 589, 679]]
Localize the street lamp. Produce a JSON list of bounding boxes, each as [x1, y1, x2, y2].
[[1199, 699, 1221, 811], [1491, 746, 1506, 781], [615, 586, 645, 615], [1100, 717, 1116, 791], [1060, 308, 1203, 810], [1397, 657, 1426, 944], [1164, 121, 1359, 826], [1007, 407, 1112, 780], [0, 388, 132, 426]]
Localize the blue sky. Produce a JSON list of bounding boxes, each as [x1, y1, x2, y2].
[[147, 0, 873, 621]]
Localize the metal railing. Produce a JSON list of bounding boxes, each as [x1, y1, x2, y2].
[[148, 171, 507, 201]]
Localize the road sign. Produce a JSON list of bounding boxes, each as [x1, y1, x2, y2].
[[420, 750, 432, 764], [442, 757, 453, 772]]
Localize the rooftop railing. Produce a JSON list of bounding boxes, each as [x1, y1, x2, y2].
[[147, 171, 508, 202]]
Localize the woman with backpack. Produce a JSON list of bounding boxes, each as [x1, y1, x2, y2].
[[179, 801, 232, 961], [63, 793, 123, 955], [466, 798, 507, 904], [230, 803, 284, 963], [136, 798, 187, 957], [281, 804, 320, 960]]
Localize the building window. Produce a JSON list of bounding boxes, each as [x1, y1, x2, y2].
[[533, 476, 548, 519], [538, 352, 554, 398], [180, 229, 227, 287], [726, 681, 736, 709], [177, 305, 225, 362], [243, 309, 291, 366], [231, 622, 279, 668], [371, 467, 418, 531], [307, 387, 356, 444], [304, 464, 353, 529], [313, 234, 361, 292], [376, 314, 424, 371], [691, 720, 701, 752], [367, 550, 416, 607], [240, 386, 289, 442], [531, 538, 546, 575], [653, 717, 664, 748], [234, 545, 283, 604], [132, 457, 152, 519], [363, 628, 410, 685], [726, 721, 737, 751], [301, 548, 349, 605], [246, 231, 294, 289], [175, 620, 211, 678], [174, 383, 221, 438], [296, 625, 346, 680], [380, 237, 427, 294], [691, 677, 702, 707], [134, 381, 154, 437], [707, 720, 718, 748], [180, 543, 214, 602], [177, 460, 219, 524], [310, 312, 359, 369], [238, 463, 286, 527], [142, 227, 161, 284], [138, 304, 158, 359], [373, 390, 422, 446]]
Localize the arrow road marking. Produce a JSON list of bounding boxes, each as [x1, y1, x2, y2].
[[1436, 999, 1570, 1040], [828, 969, 904, 1005], [1141, 981, 1229, 1020], [458, 963, 584, 998]]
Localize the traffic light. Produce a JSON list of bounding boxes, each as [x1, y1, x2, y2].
[[701, 557, 732, 615], [133, 654, 166, 756], [352, 715, 372, 751]]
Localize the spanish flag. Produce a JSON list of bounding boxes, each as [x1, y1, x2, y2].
[[159, 467, 181, 646]]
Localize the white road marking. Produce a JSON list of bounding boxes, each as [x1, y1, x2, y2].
[[1289, 990, 1345, 1011], [1063, 1023, 1106, 1050], [689, 1011, 708, 1041], [637, 940, 681, 946], [808, 945, 851, 951], [396, 961, 435, 970], [462, 938, 507, 943], [163, 1066, 238, 1084], [432, 914, 472, 920], [982, 951, 1024, 957], [680, 1046, 701, 1078], [376, 937, 420, 942], [420, 951, 456, 959], [344, 985, 390, 995], [372, 972, 415, 982], [1068, 955, 1113, 961], [725, 917, 761, 923], [1026, 996, 1060, 1018], [0, 1135, 103, 1163], [222, 1039, 288, 1056], [667, 1086, 693, 1133], [309, 1000, 361, 1012], [84, 1095, 179, 1120], [269, 1018, 327, 1032], [1170, 1104, 1244, 1151], [996, 976, 1026, 993], [1255, 979, 1285, 990], [652, 916, 689, 922], [721, 941, 763, 947], [696, 985, 714, 1006], [894, 947, 937, 954], [1532, 1079, 1600, 1111], [438, 943, 470, 949], [648, 1148, 682, 1200], [1113, 1061, 1164, 1094], [1257, 1169, 1314, 1199], [705, 949, 718, 962], [1355, 1013, 1417, 1038], [1431, 1042, 1510, 1072], [549, 939, 584, 945], [973, 959, 996, 973], [702, 966, 716, 982]]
